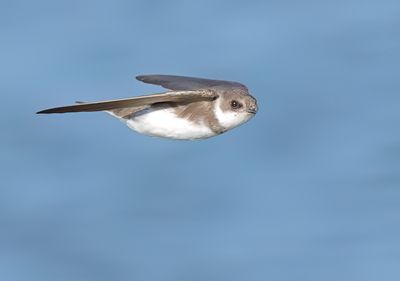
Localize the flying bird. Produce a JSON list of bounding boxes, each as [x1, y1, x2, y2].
[[37, 75, 258, 140]]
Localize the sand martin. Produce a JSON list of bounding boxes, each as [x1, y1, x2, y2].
[[37, 75, 258, 140]]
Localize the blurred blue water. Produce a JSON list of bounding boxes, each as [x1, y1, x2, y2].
[[1, 0, 400, 280]]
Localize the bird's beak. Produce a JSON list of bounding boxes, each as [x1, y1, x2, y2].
[[247, 105, 258, 114]]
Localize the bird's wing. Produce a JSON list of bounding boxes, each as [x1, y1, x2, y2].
[[37, 90, 217, 114], [136, 74, 248, 91]]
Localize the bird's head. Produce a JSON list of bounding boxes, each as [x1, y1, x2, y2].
[[213, 89, 258, 130]]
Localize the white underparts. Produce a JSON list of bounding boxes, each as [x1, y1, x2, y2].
[[110, 107, 215, 140], [106, 99, 253, 140]]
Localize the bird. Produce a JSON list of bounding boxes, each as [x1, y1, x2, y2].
[[37, 74, 258, 140]]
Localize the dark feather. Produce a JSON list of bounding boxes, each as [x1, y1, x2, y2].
[[136, 74, 248, 91], [37, 90, 216, 114]]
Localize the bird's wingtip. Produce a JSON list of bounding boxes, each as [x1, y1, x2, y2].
[[36, 109, 50, 114], [135, 75, 144, 81], [135, 74, 162, 81]]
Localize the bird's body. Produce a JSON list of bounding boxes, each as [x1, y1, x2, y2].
[[37, 75, 258, 140], [120, 105, 216, 140]]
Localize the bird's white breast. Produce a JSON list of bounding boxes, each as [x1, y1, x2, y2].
[[125, 107, 215, 140]]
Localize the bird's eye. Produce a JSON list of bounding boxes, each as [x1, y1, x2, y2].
[[230, 100, 241, 109]]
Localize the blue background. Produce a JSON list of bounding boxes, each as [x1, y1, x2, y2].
[[1, 0, 400, 280]]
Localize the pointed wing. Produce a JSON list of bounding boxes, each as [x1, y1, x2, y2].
[[37, 90, 216, 114], [136, 74, 248, 91]]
